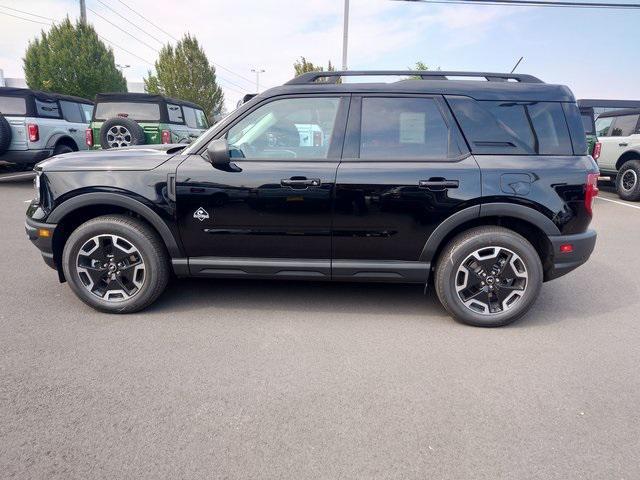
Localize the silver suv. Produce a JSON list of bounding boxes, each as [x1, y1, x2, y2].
[[0, 87, 93, 169], [594, 108, 640, 200]]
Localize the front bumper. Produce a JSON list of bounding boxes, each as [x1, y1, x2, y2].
[[1, 149, 52, 166], [545, 229, 597, 281], [25, 216, 57, 270]]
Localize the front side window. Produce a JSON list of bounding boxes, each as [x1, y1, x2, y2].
[[610, 114, 639, 137], [0, 96, 27, 115], [35, 99, 61, 118], [226, 97, 341, 160], [360, 97, 451, 159], [595, 117, 614, 137], [167, 104, 184, 123], [60, 101, 83, 123], [94, 102, 161, 121]]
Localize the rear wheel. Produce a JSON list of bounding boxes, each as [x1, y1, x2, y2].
[[616, 160, 640, 201], [435, 226, 543, 327], [62, 215, 169, 313]]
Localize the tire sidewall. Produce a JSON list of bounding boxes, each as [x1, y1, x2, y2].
[[53, 144, 74, 156], [99, 117, 146, 149], [62, 218, 165, 313], [436, 230, 543, 327], [616, 160, 640, 201]]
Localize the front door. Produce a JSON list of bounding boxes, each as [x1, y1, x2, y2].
[[176, 95, 349, 278]]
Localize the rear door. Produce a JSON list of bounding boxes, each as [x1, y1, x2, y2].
[[60, 101, 88, 150], [595, 114, 640, 172], [332, 95, 480, 282]]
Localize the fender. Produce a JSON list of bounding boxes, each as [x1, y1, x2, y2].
[[616, 150, 640, 171], [47, 192, 182, 257], [46, 133, 78, 150], [419, 202, 560, 262]]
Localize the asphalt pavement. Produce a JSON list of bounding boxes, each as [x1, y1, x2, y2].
[[1, 179, 639, 479]]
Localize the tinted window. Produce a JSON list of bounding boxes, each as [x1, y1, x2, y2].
[[610, 114, 639, 137], [194, 109, 208, 129], [226, 97, 340, 160], [167, 104, 184, 123], [80, 104, 94, 122], [183, 106, 197, 128], [35, 99, 61, 118], [448, 97, 572, 155], [0, 96, 27, 115], [60, 101, 83, 123], [360, 97, 451, 159], [595, 117, 614, 137], [581, 112, 595, 135], [94, 102, 160, 121]]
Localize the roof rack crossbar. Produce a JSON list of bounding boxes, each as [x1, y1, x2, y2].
[[286, 70, 544, 85]]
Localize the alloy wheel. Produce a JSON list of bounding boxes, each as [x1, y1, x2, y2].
[[106, 125, 132, 148], [455, 246, 528, 315], [76, 234, 145, 302], [621, 169, 638, 192]]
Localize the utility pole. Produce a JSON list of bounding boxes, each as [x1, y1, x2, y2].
[[79, 0, 87, 25], [342, 0, 349, 70], [251, 68, 265, 92]]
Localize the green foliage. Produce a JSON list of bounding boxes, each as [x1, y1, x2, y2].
[[145, 34, 224, 116], [408, 61, 440, 80], [23, 18, 127, 100], [293, 57, 336, 76]]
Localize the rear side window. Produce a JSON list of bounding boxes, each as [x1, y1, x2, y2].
[[167, 104, 184, 123], [447, 97, 573, 155], [35, 99, 61, 118], [183, 106, 197, 128], [581, 111, 595, 135], [60, 101, 83, 123], [595, 116, 614, 137], [610, 114, 639, 137], [80, 104, 93, 123], [360, 97, 453, 159], [94, 102, 160, 121], [194, 109, 208, 129], [0, 96, 27, 115]]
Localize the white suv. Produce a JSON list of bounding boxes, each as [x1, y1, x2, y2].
[[594, 109, 640, 200], [0, 87, 93, 169]]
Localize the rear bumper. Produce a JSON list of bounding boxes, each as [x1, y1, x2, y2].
[[1, 149, 52, 165], [25, 216, 57, 270], [545, 229, 597, 281]]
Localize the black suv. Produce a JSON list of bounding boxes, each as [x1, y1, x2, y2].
[[26, 71, 598, 327]]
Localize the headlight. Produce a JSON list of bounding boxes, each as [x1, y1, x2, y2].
[[33, 172, 41, 203]]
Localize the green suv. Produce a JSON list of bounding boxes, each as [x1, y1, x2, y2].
[[87, 93, 209, 149]]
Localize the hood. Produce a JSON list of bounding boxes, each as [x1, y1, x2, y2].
[[36, 144, 187, 172]]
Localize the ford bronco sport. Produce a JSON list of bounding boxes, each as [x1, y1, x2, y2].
[[26, 71, 598, 327], [0, 87, 93, 168], [87, 93, 209, 149]]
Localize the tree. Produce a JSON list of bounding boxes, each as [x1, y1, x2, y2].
[[408, 61, 439, 79], [145, 34, 224, 116], [293, 57, 336, 76], [23, 18, 127, 99]]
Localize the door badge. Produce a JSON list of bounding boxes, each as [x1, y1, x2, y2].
[[193, 207, 210, 222]]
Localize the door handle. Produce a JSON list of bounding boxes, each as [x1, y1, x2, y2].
[[68, 128, 78, 133], [619, 143, 629, 147], [419, 179, 459, 191], [281, 177, 321, 188]]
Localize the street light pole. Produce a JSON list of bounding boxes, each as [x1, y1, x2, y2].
[[79, 0, 87, 25], [251, 68, 265, 92], [342, 0, 349, 70]]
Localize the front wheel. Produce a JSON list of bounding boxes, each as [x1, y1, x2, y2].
[[616, 160, 640, 201], [434, 226, 543, 327], [62, 215, 170, 313]]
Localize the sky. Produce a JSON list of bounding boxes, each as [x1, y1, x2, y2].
[[0, 0, 639, 111]]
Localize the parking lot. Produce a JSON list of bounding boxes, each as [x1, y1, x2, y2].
[[1, 175, 639, 479]]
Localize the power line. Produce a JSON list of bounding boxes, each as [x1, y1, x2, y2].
[[86, 6, 160, 52], [115, 0, 180, 42], [0, 4, 55, 21], [93, 0, 166, 46], [96, 34, 154, 66], [397, 0, 640, 8], [0, 10, 51, 25]]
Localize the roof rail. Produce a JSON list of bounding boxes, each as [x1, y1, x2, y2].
[[286, 70, 544, 85]]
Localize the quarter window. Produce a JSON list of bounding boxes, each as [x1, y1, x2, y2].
[[226, 97, 341, 160], [60, 101, 83, 123], [610, 114, 639, 137], [360, 97, 451, 159], [183, 107, 197, 128], [194, 109, 208, 129], [80, 104, 94, 123], [595, 117, 614, 137], [35, 99, 61, 118]]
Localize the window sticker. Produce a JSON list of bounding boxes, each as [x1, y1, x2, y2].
[[399, 112, 426, 144]]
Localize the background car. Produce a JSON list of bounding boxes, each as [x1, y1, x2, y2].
[[0, 87, 93, 169], [87, 93, 209, 149], [594, 108, 640, 200]]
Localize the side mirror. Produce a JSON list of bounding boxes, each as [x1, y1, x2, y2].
[[206, 138, 231, 168]]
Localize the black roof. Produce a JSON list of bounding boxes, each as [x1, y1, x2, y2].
[[259, 70, 575, 103], [597, 108, 640, 118], [95, 92, 204, 110], [0, 87, 93, 105]]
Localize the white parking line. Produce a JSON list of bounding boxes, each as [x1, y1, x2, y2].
[[597, 196, 640, 210]]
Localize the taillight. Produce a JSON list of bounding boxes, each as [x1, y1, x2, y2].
[[161, 129, 171, 144], [27, 123, 39, 142], [85, 128, 93, 147], [592, 142, 601, 161], [585, 172, 599, 216]]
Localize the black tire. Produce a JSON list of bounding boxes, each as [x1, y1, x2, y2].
[[0, 114, 12, 155], [53, 144, 74, 156], [62, 215, 170, 313], [615, 160, 640, 201], [434, 226, 543, 327], [99, 117, 146, 149]]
